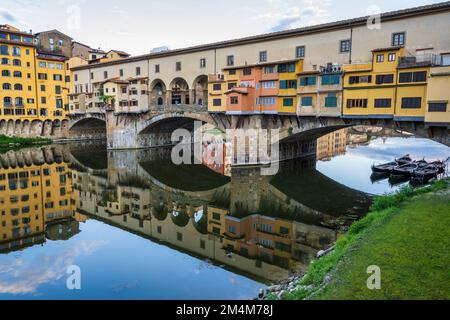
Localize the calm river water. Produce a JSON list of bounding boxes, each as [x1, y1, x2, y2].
[[0, 129, 448, 299]]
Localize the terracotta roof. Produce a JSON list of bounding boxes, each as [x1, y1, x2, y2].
[[72, 1, 450, 71], [225, 87, 250, 95], [36, 53, 68, 62]]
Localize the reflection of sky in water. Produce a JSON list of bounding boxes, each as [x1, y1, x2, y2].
[[0, 220, 262, 300], [317, 137, 450, 195]]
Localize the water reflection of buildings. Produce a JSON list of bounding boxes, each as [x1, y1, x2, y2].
[[316, 128, 348, 161], [0, 144, 371, 282], [0, 146, 82, 253], [68, 147, 370, 282]]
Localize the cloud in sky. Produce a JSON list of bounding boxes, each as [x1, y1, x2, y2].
[[256, 0, 331, 32], [0, 8, 16, 22]]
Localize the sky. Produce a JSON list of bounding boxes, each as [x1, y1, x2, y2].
[[0, 0, 445, 56]]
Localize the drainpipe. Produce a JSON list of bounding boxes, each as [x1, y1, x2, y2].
[[349, 26, 353, 64]]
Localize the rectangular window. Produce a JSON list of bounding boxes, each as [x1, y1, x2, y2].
[[259, 51, 267, 62], [278, 63, 296, 73], [176, 62, 181, 71], [279, 80, 297, 89], [243, 68, 252, 76], [325, 94, 337, 107], [227, 55, 234, 66], [301, 96, 313, 107], [228, 82, 237, 90], [428, 103, 447, 112], [213, 83, 222, 91], [321, 74, 340, 85], [200, 58, 206, 68], [38, 73, 47, 80], [119, 69, 124, 77], [347, 99, 368, 108], [392, 32, 406, 46], [261, 97, 276, 105], [283, 98, 294, 107], [376, 74, 394, 84], [261, 81, 276, 89], [340, 40, 351, 53], [401, 97, 422, 109], [413, 71, 427, 82], [55, 86, 61, 95], [136, 67, 141, 76], [374, 98, 392, 108], [376, 54, 385, 63], [399, 72, 413, 83], [264, 66, 275, 74], [296, 46, 305, 58], [228, 69, 236, 75], [155, 65, 160, 73], [300, 76, 317, 86], [230, 97, 238, 105], [104, 71, 108, 79], [212, 99, 222, 107], [388, 53, 396, 62], [349, 75, 372, 84]]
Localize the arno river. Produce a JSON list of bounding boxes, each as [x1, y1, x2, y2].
[[0, 128, 448, 299]]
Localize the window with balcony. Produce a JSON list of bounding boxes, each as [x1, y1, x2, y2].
[[392, 32, 406, 46]]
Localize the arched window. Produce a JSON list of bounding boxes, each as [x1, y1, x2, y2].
[[0, 45, 9, 55], [14, 84, 23, 91], [12, 47, 20, 56], [2, 70, 10, 77], [1, 57, 9, 65], [2, 83, 11, 90], [13, 71, 22, 78], [12, 59, 21, 66], [157, 97, 164, 106], [15, 97, 24, 106], [3, 97, 12, 106]]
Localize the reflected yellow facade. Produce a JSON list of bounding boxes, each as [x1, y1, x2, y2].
[[0, 158, 76, 252], [317, 128, 348, 161]]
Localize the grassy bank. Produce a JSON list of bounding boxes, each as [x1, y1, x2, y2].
[[281, 180, 450, 300], [0, 135, 51, 151]]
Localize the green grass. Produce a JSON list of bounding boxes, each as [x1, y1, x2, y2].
[[281, 180, 449, 300], [0, 135, 51, 151]]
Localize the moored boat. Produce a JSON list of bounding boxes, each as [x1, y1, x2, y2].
[[412, 164, 439, 181], [371, 162, 397, 174], [395, 155, 413, 165], [391, 163, 418, 178]]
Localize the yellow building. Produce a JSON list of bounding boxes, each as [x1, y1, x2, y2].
[[0, 25, 37, 120], [425, 66, 450, 127], [343, 47, 432, 121], [0, 160, 74, 251], [0, 25, 71, 124], [36, 53, 70, 119]]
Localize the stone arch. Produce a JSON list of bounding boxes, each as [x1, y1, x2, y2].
[[169, 77, 190, 105], [150, 79, 167, 106], [6, 119, 14, 136], [0, 120, 6, 135], [192, 75, 208, 107], [21, 120, 30, 136], [30, 120, 43, 136], [69, 116, 107, 141]]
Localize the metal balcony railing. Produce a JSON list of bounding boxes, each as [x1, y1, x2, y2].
[[398, 54, 442, 68]]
